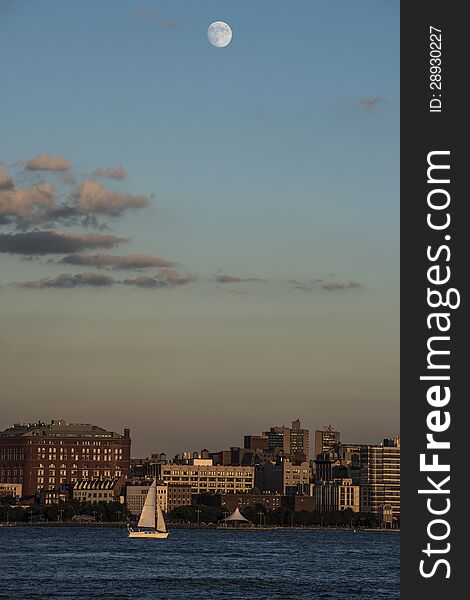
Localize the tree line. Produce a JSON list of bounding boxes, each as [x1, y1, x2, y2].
[[168, 503, 383, 528], [0, 495, 393, 528], [0, 496, 130, 523]]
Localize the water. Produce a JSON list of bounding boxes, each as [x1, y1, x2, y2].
[[0, 527, 399, 599]]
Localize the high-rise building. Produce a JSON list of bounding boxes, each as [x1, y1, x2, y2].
[[314, 451, 334, 482], [0, 420, 131, 497], [314, 425, 341, 458], [263, 426, 291, 454], [256, 419, 310, 459], [360, 437, 400, 521], [290, 419, 310, 458]]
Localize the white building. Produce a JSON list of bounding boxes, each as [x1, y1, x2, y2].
[[73, 478, 123, 504], [360, 437, 400, 520], [159, 461, 255, 495], [0, 482, 22, 498], [126, 483, 168, 515]]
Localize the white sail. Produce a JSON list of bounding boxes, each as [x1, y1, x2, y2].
[[156, 498, 167, 533], [137, 480, 156, 529]]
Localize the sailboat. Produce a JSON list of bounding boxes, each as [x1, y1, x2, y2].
[[128, 479, 169, 539]]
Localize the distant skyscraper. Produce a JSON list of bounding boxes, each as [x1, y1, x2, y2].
[[314, 425, 341, 458], [260, 419, 310, 459], [360, 437, 400, 521], [289, 419, 310, 458], [263, 426, 291, 454]]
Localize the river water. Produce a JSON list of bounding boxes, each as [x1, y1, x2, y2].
[[0, 527, 399, 599]]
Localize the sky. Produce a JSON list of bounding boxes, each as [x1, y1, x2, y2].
[[0, 0, 399, 457]]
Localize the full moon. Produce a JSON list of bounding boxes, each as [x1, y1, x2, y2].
[[207, 21, 232, 48]]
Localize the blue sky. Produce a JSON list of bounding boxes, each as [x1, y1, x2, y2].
[[0, 1, 399, 455]]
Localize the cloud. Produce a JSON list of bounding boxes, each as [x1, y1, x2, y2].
[[14, 269, 196, 291], [1, 165, 150, 228], [60, 253, 175, 270], [215, 273, 265, 284], [158, 268, 183, 279], [92, 167, 127, 180], [290, 280, 313, 291], [71, 180, 150, 215], [356, 97, 385, 111], [59, 174, 77, 186], [25, 154, 72, 171], [34, 204, 101, 229], [322, 281, 361, 290], [0, 171, 15, 191], [224, 288, 248, 295], [18, 272, 116, 289], [136, 4, 179, 30], [0, 181, 56, 219], [290, 278, 361, 291], [20, 179, 150, 228], [0, 229, 126, 255], [123, 271, 196, 289]]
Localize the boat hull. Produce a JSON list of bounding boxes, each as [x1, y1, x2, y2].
[[128, 530, 169, 539]]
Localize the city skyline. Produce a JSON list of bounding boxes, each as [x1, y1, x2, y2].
[[0, 416, 398, 458], [0, 416, 400, 525], [0, 1, 399, 456]]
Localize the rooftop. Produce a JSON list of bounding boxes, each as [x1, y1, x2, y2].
[[74, 478, 122, 490], [0, 420, 126, 439]]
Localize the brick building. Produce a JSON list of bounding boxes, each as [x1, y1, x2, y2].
[[0, 420, 131, 497], [314, 425, 341, 458], [284, 495, 316, 512], [168, 483, 193, 511]]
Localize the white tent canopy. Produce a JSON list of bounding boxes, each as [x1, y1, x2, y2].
[[223, 507, 250, 522]]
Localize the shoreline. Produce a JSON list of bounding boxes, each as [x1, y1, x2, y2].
[[0, 522, 399, 533]]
